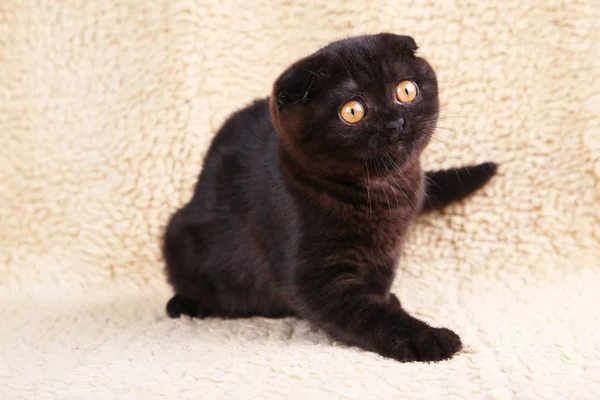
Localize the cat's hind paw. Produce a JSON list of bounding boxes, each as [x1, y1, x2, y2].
[[166, 295, 204, 318]]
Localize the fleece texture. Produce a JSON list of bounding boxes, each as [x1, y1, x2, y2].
[[1, 0, 599, 398]]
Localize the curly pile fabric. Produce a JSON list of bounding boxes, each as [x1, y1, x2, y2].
[[1, 1, 598, 398]]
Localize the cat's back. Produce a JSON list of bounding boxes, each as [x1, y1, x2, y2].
[[204, 98, 273, 162], [189, 98, 276, 202]]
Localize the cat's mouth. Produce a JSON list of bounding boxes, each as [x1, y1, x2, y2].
[[363, 152, 406, 173], [362, 134, 428, 172]]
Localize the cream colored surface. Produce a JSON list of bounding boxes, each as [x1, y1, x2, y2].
[[1, 1, 599, 398]]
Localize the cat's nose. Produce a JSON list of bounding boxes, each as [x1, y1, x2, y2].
[[386, 118, 405, 134]]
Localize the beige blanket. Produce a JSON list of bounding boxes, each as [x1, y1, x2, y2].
[[1, 1, 598, 398]]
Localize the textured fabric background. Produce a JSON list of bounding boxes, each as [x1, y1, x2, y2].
[[1, 0, 598, 398]]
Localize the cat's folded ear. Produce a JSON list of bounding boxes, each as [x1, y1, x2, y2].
[[377, 33, 418, 54], [273, 52, 326, 110]]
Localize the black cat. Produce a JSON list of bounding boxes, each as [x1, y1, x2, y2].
[[162, 33, 497, 362]]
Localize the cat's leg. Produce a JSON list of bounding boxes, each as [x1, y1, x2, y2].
[[293, 265, 462, 362], [162, 208, 221, 319], [420, 162, 498, 213], [163, 208, 295, 320]]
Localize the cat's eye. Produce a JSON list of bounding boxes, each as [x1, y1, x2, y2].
[[396, 80, 418, 103], [339, 100, 366, 124]]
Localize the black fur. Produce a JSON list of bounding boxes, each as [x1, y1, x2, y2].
[[421, 162, 498, 213], [162, 33, 497, 362]]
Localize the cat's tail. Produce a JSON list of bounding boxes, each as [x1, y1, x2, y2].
[[420, 162, 498, 213]]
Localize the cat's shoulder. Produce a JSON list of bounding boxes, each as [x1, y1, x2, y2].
[[223, 97, 271, 125], [207, 97, 275, 157], [213, 97, 272, 140]]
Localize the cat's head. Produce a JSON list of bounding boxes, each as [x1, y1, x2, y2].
[[270, 33, 438, 177]]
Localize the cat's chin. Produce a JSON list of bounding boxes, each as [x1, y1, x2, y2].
[[364, 143, 427, 174], [397, 135, 431, 160], [370, 143, 418, 165]]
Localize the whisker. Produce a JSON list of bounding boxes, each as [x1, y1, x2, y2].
[[384, 156, 400, 209], [435, 125, 482, 140], [408, 176, 430, 211], [363, 158, 372, 216], [435, 125, 487, 152], [423, 173, 442, 190], [432, 138, 463, 182], [427, 137, 463, 183], [375, 159, 392, 217], [404, 166, 429, 197], [427, 136, 452, 165], [437, 114, 484, 124], [432, 128, 481, 152], [385, 155, 417, 210]]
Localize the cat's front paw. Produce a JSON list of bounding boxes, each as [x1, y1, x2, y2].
[[407, 326, 462, 362]]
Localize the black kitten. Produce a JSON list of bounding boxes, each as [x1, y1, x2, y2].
[[162, 33, 497, 362]]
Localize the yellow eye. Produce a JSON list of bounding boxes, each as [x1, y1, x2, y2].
[[340, 100, 366, 124], [396, 80, 417, 103]]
